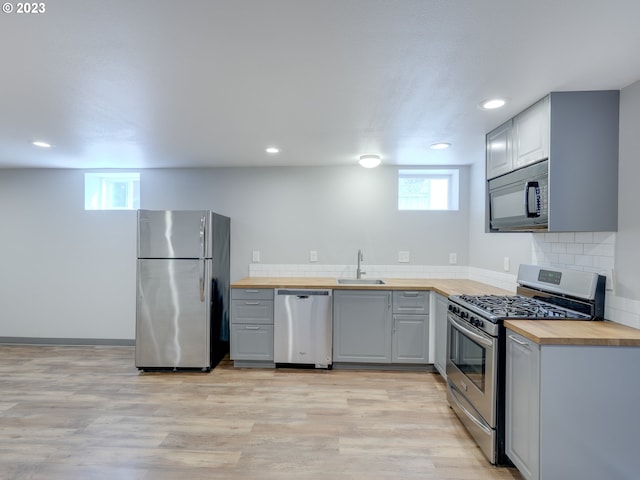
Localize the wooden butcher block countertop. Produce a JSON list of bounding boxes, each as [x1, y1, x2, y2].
[[504, 319, 640, 346], [231, 277, 512, 297]]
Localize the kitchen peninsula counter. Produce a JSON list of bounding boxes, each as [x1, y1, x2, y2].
[[231, 277, 513, 297], [504, 319, 640, 346]]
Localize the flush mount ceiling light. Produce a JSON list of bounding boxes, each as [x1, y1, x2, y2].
[[480, 98, 506, 110], [430, 142, 451, 150], [358, 154, 382, 168], [265, 147, 280, 154], [32, 140, 52, 148]]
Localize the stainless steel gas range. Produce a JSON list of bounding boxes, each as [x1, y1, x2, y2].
[[446, 264, 605, 465]]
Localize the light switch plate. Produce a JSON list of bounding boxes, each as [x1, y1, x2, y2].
[[310, 250, 318, 262], [449, 253, 457, 264], [252, 250, 261, 262], [504, 256, 510, 271], [398, 251, 410, 263]]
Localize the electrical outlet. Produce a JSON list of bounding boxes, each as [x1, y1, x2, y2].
[[504, 256, 510, 271], [252, 250, 261, 262], [310, 250, 318, 262], [398, 251, 410, 263], [449, 253, 457, 264]]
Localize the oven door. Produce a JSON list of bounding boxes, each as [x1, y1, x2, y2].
[[446, 312, 498, 427]]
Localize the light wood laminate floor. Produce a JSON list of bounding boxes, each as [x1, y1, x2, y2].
[[0, 345, 522, 480]]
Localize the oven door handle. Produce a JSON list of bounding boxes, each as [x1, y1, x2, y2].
[[448, 314, 494, 348], [448, 383, 493, 436]]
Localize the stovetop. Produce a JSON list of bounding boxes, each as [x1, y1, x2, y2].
[[450, 294, 591, 323]]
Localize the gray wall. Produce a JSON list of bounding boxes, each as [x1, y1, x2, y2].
[[467, 161, 532, 274], [0, 170, 137, 339], [0, 165, 469, 340]]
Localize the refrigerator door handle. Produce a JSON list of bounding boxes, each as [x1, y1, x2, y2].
[[200, 214, 206, 259], [199, 259, 205, 302], [199, 214, 206, 302]]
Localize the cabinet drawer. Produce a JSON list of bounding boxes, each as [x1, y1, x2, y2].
[[231, 288, 274, 301], [393, 291, 429, 314], [231, 300, 274, 324], [230, 324, 274, 361]]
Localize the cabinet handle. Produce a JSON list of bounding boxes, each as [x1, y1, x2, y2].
[[245, 289, 260, 293], [245, 301, 260, 305], [508, 334, 530, 348], [388, 293, 391, 310], [403, 292, 420, 297], [245, 325, 260, 330]]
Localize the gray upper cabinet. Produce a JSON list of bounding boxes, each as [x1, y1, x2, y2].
[[333, 290, 393, 363], [513, 96, 550, 170], [486, 90, 619, 232], [486, 119, 514, 180]]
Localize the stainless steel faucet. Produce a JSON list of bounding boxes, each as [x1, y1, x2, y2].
[[356, 249, 366, 279]]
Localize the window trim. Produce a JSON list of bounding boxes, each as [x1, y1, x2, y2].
[[84, 171, 140, 211], [398, 168, 459, 211]]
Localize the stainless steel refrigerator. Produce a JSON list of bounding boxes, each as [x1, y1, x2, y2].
[[135, 210, 230, 371]]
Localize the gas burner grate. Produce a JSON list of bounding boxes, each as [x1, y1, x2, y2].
[[456, 294, 587, 319]]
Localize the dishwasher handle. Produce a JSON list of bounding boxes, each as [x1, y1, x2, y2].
[[276, 289, 331, 297]]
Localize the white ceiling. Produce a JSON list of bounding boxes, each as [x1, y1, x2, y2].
[[2, 0, 640, 169]]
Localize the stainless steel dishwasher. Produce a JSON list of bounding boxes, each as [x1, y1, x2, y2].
[[274, 289, 332, 368]]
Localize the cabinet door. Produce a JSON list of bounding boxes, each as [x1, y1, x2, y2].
[[333, 290, 392, 363], [514, 96, 550, 169], [433, 293, 448, 377], [486, 120, 513, 179], [506, 331, 540, 480], [392, 314, 428, 363], [231, 300, 274, 325], [230, 324, 274, 361]]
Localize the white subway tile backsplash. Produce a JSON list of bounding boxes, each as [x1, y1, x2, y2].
[[544, 233, 560, 243], [574, 232, 594, 243], [249, 228, 640, 328], [566, 243, 584, 254], [558, 232, 575, 243], [593, 232, 616, 244]]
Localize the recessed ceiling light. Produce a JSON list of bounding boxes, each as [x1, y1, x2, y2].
[[33, 141, 52, 148], [265, 147, 280, 154], [358, 154, 382, 168], [430, 142, 451, 150], [480, 98, 506, 110]]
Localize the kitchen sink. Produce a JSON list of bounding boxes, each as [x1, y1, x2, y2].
[[337, 279, 385, 285]]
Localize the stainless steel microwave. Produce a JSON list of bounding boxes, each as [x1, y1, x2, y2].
[[488, 160, 548, 231]]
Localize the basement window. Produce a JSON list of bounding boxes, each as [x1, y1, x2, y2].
[[398, 168, 459, 211], [84, 172, 140, 210]]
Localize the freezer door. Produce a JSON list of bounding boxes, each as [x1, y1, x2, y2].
[[137, 210, 213, 259], [136, 259, 211, 369]]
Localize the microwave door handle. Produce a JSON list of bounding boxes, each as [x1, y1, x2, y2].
[[524, 181, 540, 218]]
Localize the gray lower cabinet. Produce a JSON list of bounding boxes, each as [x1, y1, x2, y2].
[[230, 288, 274, 365], [333, 290, 429, 364], [433, 292, 448, 378], [333, 290, 392, 363], [392, 291, 429, 363], [505, 328, 640, 480], [392, 314, 428, 363], [505, 331, 540, 480]]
